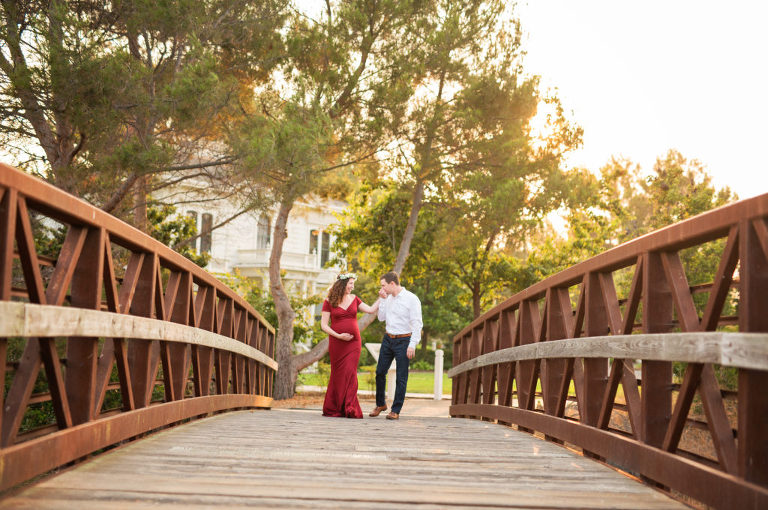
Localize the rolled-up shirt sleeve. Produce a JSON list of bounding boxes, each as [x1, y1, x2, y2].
[[408, 294, 423, 350]]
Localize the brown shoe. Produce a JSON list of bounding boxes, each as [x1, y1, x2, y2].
[[386, 412, 399, 420], [369, 405, 387, 417]]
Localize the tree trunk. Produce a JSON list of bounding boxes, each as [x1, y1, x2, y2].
[[357, 179, 425, 331], [102, 173, 140, 213], [133, 175, 149, 233], [0, 6, 78, 186], [472, 281, 482, 318], [294, 338, 330, 371], [269, 198, 299, 400]]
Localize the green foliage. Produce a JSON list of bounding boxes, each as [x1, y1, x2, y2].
[[530, 150, 736, 281], [316, 362, 331, 388], [146, 201, 210, 267], [363, 366, 377, 392], [410, 359, 433, 371], [1, 0, 288, 220], [219, 270, 323, 349], [26, 201, 209, 267], [331, 0, 583, 320], [332, 184, 472, 348]]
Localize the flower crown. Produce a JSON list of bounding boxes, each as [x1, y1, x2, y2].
[[337, 272, 357, 280]]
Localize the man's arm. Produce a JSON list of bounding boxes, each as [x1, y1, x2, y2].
[[407, 294, 423, 357], [377, 291, 388, 322]]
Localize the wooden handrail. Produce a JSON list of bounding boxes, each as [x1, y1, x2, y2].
[[447, 332, 768, 377], [0, 302, 278, 370], [0, 163, 277, 491], [450, 191, 768, 510]]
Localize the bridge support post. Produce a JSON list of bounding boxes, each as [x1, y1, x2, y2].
[[738, 218, 768, 486], [583, 274, 610, 428], [640, 252, 673, 448]]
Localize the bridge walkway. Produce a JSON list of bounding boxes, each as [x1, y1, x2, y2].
[[1, 401, 686, 509]]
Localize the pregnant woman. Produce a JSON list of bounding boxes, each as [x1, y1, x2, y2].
[[320, 273, 380, 418]]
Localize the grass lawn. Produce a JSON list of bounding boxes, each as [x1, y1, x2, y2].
[[299, 371, 635, 402], [298, 370, 452, 395]]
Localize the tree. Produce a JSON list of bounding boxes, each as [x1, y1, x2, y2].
[[348, 0, 582, 329], [527, 149, 737, 296], [331, 184, 472, 352], [0, 0, 287, 228], [226, 0, 425, 399]]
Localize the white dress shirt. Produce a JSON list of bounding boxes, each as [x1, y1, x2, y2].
[[377, 287, 423, 350]]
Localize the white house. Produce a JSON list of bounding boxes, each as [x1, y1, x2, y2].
[[174, 184, 346, 325]]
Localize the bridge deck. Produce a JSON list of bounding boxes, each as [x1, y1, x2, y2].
[[2, 403, 686, 509]]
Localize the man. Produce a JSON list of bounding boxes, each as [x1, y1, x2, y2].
[[369, 271, 423, 420]]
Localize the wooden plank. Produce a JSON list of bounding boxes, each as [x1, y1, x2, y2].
[[0, 395, 271, 492], [452, 403, 767, 510], [0, 409, 687, 509], [446, 331, 768, 377], [662, 362, 703, 452], [14, 197, 46, 304], [67, 227, 105, 425], [45, 226, 88, 305], [496, 309, 516, 408], [597, 358, 623, 430], [738, 217, 768, 485], [620, 359, 642, 439], [698, 364, 738, 474], [660, 252, 699, 332], [701, 226, 739, 331], [0, 188, 17, 301], [621, 256, 643, 334], [0, 302, 278, 370], [583, 272, 609, 427]]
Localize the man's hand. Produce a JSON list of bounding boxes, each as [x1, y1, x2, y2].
[[407, 347, 415, 359]]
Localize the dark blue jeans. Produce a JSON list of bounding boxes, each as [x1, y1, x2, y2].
[[375, 334, 410, 414]]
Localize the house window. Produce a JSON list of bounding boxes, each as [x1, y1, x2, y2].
[[309, 229, 319, 255], [257, 214, 270, 249], [321, 231, 330, 267], [201, 213, 213, 253], [186, 211, 199, 252]]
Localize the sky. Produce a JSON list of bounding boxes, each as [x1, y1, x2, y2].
[[515, 0, 768, 199], [3, 1, 765, 201]]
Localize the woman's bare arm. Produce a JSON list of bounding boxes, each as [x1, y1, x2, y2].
[[358, 297, 380, 314], [321, 311, 353, 341]]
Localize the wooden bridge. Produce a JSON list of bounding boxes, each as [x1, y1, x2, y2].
[[1, 164, 768, 508], [0, 405, 688, 509]]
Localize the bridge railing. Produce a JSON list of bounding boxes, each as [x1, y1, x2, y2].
[[0, 164, 277, 490], [449, 193, 768, 509]]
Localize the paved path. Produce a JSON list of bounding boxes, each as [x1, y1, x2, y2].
[[1, 401, 688, 509]]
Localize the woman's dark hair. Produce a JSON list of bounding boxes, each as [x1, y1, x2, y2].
[[327, 278, 350, 308]]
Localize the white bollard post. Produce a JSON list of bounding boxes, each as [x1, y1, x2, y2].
[[366, 342, 398, 403], [387, 364, 396, 401], [434, 349, 444, 400]]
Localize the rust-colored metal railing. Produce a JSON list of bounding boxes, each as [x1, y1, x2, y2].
[[0, 164, 277, 490], [449, 193, 768, 509]]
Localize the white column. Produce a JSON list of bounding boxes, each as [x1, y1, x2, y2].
[[434, 349, 444, 400], [387, 360, 396, 401]]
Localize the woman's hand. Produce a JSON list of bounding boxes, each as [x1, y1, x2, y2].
[[337, 332, 354, 341]]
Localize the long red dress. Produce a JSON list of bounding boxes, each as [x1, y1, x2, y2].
[[322, 295, 363, 418]]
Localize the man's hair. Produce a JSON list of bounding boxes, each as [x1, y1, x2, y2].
[[380, 271, 399, 285]]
